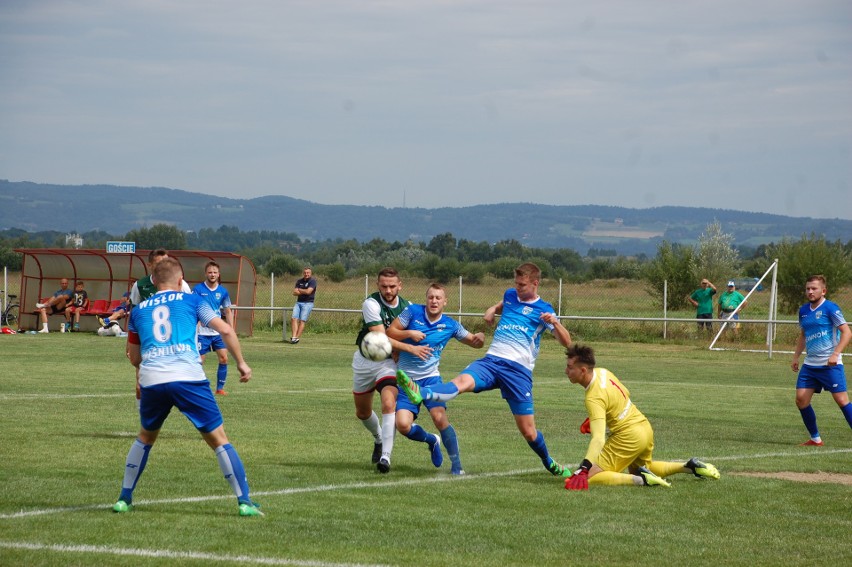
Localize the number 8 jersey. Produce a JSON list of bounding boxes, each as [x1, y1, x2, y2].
[[128, 291, 220, 387]]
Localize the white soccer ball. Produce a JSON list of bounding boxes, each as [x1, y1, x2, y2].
[[360, 331, 392, 361]]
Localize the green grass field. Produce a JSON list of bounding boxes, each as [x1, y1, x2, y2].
[[1, 331, 851, 566]]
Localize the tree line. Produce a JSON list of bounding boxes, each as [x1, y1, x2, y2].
[[1, 223, 850, 313]]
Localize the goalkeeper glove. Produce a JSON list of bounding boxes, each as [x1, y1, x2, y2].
[[564, 459, 593, 491], [580, 417, 591, 434]]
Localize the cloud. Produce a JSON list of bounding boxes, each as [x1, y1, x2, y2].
[[1, 0, 850, 220]]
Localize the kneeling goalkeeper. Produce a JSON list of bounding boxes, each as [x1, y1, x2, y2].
[[563, 344, 720, 490]]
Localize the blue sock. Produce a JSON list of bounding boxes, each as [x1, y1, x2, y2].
[[404, 423, 431, 443], [424, 382, 459, 402], [119, 439, 151, 503], [215, 443, 251, 504], [799, 405, 820, 438], [527, 430, 552, 467], [841, 403, 852, 429], [440, 425, 462, 472], [216, 363, 227, 390]]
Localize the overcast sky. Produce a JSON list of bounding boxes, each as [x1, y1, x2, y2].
[[2, 1, 850, 220]]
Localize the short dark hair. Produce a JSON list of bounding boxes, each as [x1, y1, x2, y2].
[[378, 267, 399, 280], [148, 248, 168, 263], [807, 274, 827, 287], [204, 260, 220, 270], [566, 344, 596, 367]]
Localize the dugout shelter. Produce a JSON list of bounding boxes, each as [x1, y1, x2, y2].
[[14, 248, 256, 335]]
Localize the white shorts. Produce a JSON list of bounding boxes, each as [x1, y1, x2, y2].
[[352, 350, 397, 394]]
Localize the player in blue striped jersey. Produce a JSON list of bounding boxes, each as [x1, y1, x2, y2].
[[192, 261, 233, 395], [112, 257, 262, 517], [397, 263, 573, 476], [791, 275, 852, 446], [388, 283, 485, 474]]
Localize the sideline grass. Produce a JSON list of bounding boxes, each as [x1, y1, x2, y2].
[[1, 331, 850, 566]]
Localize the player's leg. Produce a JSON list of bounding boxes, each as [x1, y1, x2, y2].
[[174, 381, 261, 516], [113, 428, 159, 511], [796, 376, 822, 444], [114, 384, 170, 512], [214, 338, 228, 393], [201, 426, 262, 516], [377, 378, 398, 473], [353, 356, 384, 463]]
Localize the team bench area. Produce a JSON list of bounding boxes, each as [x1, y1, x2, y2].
[[32, 298, 123, 332]]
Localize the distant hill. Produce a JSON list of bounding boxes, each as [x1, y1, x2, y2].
[[2, 179, 850, 254]]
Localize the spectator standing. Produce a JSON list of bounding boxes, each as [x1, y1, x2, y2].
[[688, 278, 717, 333], [35, 278, 73, 333], [790, 275, 852, 446], [718, 281, 747, 336], [290, 267, 317, 344], [193, 261, 233, 395]]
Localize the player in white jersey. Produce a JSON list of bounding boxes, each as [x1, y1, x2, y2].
[[388, 283, 485, 474], [397, 263, 573, 477], [791, 275, 852, 446], [112, 257, 262, 517], [193, 261, 233, 395]]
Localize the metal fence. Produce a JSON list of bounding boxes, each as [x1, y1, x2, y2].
[[4, 262, 834, 359], [250, 262, 807, 357]]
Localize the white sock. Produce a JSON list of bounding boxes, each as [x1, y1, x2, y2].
[[42, 323, 48, 331], [380, 412, 396, 460], [360, 411, 381, 443]]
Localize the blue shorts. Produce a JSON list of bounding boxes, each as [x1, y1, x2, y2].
[[139, 380, 224, 433], [198, 334, 226, 355], [797, 364, 847, 394], [292, 302, 314, 321], [464, 355, 535, 416], [396, 375, 447, 414]]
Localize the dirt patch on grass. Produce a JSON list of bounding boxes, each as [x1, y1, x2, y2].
[[732, 471, 852, 486]]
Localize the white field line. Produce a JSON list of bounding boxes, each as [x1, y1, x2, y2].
[[0, 541, 391, 567], [0, 379, 790, 402], [4, 448, 852, 521]]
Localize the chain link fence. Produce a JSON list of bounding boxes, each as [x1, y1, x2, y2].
[[252, 271, 819, 353], [7, 266, 848, 355]]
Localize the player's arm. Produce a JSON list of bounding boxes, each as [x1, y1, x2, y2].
[[386, 317, 425, 343], [583, 415, 607, 465], [460, 332, 485, 349], [126, 334, 142, 367], [829, 323, 851, 367], [221, 305, 234, 327], [484, 301, 503, 326], [791, 329, 806, 371], [384, 320, 432, 360], [542, 312, 571, 347], [207, 317, 252, 382]]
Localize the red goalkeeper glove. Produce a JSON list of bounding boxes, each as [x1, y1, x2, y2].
[[565, 469, 588, 491], [565, 459, 593, 491], [580, 417, 591, 434]]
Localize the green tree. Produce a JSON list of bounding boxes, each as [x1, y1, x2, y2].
[[426, 233, 458, 259], [264, 254, 302, 277], [763, 234, 852, 313], [125, 224, 187, 250], [642, 241, 696, 310], [694, 221, 740, 284]]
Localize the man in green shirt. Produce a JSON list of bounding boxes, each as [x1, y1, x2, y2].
[[688, 278, 716, 333], [718, 281, 747, 336]]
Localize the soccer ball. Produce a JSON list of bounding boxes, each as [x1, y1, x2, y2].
[[360, 331, 392, 361]]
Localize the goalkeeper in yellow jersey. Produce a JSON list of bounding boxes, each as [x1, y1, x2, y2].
[[563, 344, 721, 490]]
